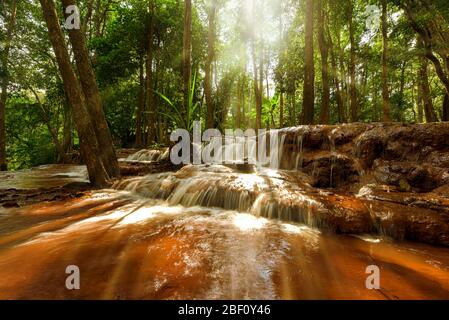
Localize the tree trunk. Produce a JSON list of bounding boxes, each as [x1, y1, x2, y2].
[[205, 0, 217, 129], [318, 0, 329, 124], [146, 0, 156, 144], [419, 51, 437, 123], [135, 56, 145, 148], [252, 43, 262, 131], [39, 0, 110, 187], [236, 76, 242, 128], [259, 42, 264, 128], [348, 1, 358, 122], [302, 0, 315, 125], [279, 92, 284, 128], [337, 30, 348, 120], [278, 0, 285, 128], [417, 73, 424, 123], [82, 0, 95, 33], [381, 0, 391, 122], [328, 25, 345, 123], [288, 91, 296, 126], [241, 73, 246, 127], [0, 0, 17, 171], [398, 62, 406, 122], [61, 0, 119, 178], [182, 0, 192, 121]]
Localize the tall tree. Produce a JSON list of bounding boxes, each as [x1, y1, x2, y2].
[[39, 0, 111, 186], [182, 0, 192, 121], [318, 0, 330, 124], [251, 1, 263, 130], [0, 0, 17, 171], [135, 56, 145, 148], [418, 43, 437, 123], [328, 24, 345, 123], [61, 0, 119, 178], [236, 76, 242, 128], [348, 1, 358, 122], [146, 0, 156, 144], [302, 0, 315, 124], [252, 53, 263, 130], [205, 0, 217, 129], [381, 0, 391, 122], [417, 67, 424, 123]]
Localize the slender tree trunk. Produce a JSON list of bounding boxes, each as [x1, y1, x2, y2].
[[222, 87, 231, 127], [135, 56, 145, 148], [265, 60, 270, 98], [259, 42, 264, 126], [302, 0, 315, 125], [397, 62, 406, 122], [381, 0, 391, 122], [279, 92, 284, 128], [288, 91, 296, 126], [0, 0, 17, 171], [336, 31, 348, 120], [61, 0, 119, 178], [419, 50, 437, 122], [252, 44, 262, 131], [417, 73, 424, 123], [40, 0, 110, 187], [236, 76, 242, 128], [182, 0, 192, 121], [82, 0, 95, 32], [278, 0, 284, 128], [242, 73, 246, 127], [372, 79, 379, 121], [318, 0, 329, 124], [146, 0, 156, 144], [328, 26, 345, 123], [205, 0, 217, 129], [349, 1, 358, 122]]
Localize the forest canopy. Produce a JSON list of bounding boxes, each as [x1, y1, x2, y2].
[[1, 0, 448, 173]]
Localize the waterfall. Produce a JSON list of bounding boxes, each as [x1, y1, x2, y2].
[[125, 148, 170, 162]]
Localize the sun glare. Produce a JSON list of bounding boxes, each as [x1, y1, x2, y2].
[[232, 213, 268, 232]]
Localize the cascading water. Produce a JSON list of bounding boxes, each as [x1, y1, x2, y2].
[[124, 148, 170, 163]]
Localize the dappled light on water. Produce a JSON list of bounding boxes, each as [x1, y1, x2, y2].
[[232, 214, 268, 232]]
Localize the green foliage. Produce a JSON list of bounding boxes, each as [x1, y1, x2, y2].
[[6, 96, 57, 170], [102, 79, 140, 146], [4, 0, 449, 171], [157, 72, 201, 132]]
